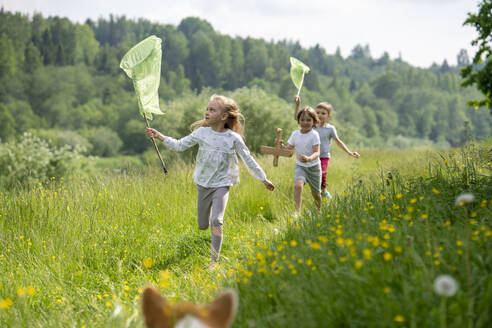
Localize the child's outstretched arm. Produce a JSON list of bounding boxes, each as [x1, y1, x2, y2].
[[234, 138, 275, 191], [146, 127, 199, 152], [294, 96, 301, 120], [334, 138, 360, 158]]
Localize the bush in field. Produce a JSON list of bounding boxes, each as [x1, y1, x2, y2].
[[86, 126, 123, 157], [33, 129, 93, 154], [0, 132, 83, 189]]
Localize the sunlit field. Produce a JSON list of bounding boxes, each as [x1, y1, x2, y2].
[[0, 144, 491, 327]]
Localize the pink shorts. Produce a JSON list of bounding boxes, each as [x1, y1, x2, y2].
[[320, 157, 330, 189]]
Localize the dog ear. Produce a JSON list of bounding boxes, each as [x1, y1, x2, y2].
[[142, 285, 171, 328], [204, 289, 238, 328]]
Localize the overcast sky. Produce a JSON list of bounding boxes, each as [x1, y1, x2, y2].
[[0, 0, 480, 68]]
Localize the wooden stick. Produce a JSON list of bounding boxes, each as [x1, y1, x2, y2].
[[144, 113, 168, 174], [260, 128, 293, 167]]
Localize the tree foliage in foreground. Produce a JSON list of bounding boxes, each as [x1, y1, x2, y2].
[[461, 0, 492, 114]]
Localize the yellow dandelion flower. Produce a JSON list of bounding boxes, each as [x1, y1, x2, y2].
[[432, 188, 440, 195], [345, 239, 354, 246], [306, 259, 313, 266], [291, 270, 297, 275], [410, 198, 417, 204], [396, 193, 403, 199], [457, 249, 463, 255], [380, 195, 386, 201], [336, 237, 344, 246], [394, 246, 403, 253], [17, 287, 26, 296], [318, 236, 328, 243], [142, 258, 154, 268], [106, 301, 112, 308], [0, 298, 13, 309], [434, 260, 440, 266], [310, 242, 321, 250], [354, 260, 363, 269], [394, 315, 405, 323], [383, 252, 392, 261], [363, 249, 372, 260], [290, 240, 298, 247], [26, 286, 36, 296], [383, 287, 391, 294], [340, 257, 347, 263]]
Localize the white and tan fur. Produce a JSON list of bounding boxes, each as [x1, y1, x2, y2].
[[142, 286, 238, 328]]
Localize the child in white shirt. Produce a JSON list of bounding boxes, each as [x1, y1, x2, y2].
[[146, 94, 274, 270], [283, 106, 321, 215]]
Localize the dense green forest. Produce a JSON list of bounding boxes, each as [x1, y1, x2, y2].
[[0, 9, 491, 160]]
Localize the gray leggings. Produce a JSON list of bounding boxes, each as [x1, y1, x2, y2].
[[197, 185, 230, 262]]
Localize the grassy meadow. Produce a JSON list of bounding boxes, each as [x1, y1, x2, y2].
[[0, 143, 491, 327]]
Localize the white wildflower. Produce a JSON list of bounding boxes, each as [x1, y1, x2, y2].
[[112, 304, 122, 317], [433, 275, 458, 297], [274, 228, 279, 235], [455, 193, 475, 206]]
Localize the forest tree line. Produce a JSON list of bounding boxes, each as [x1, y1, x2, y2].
[[0, 9, 491, 159]]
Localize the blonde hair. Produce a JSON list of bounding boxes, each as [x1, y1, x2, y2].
[[296, 106, 320, 127], [190, 94, 245, 137], [316, 102, 333, 115]]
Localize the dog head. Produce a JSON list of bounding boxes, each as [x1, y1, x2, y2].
[[142, 286, 238, 328]]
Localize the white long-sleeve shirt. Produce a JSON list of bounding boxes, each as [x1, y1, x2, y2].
[[163, 127, 267, 188]]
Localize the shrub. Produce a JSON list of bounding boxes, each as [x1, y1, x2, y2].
[[0, 133, 83, 189], [87, 126, 123, 157]]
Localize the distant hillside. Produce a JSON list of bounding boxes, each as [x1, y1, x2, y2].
[[0, 10, 490, 157]]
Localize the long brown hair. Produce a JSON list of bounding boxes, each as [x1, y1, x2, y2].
[[296, 106, 320, 127], [190, 94, 245, 137]]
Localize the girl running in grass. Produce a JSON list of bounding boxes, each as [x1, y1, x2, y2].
[[146, 94, 275, 270], [283, 105, 321, 215]]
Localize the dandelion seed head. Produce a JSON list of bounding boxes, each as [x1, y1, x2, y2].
[[455, 193, 475, 206], [433, 275, 458, 297]]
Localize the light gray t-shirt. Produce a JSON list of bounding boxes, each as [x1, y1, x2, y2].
[[287, 129, 320, 167], [315, 124, 339, 158]]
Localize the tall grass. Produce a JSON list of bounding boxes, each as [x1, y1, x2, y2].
[[0, 145, 490, 327]]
